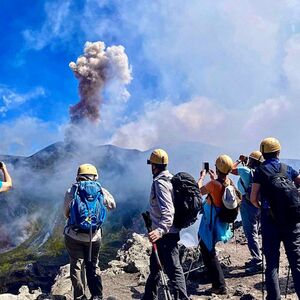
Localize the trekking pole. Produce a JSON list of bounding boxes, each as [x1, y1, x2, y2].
[[185, 243, 201, 281], [285, 266, 291, 298], [142, 211, 172, 300], [183, 254, 230, 277], [258, 221, 264, 300], [233, 222, 238, 252], [88, 223, 93, 262], [261, 247, 265, 300]]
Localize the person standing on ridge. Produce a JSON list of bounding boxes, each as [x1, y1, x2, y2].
[[142, 149, 189, 300], [64, 164, 116, 300], [250, 137, 300, 300], [231, 151, 264, 273], [197, 155, 236, 295], [0, 161, 12, 193]]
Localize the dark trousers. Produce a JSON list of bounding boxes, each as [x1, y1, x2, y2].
[[143, 233, 189, 300], [65, 235, 103, 300], [261, 210, 300, 300], [200, 239, 225, 289]]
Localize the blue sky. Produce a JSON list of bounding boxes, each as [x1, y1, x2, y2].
[[1, 0, 300, 157]]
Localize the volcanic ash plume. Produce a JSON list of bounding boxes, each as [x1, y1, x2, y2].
[[69, 41, 132, 123]]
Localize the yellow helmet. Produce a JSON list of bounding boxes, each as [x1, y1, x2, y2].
[[249, 151, 264, 162], [77, 164, 98, 176], [147, 149, 169, 165], [215, 154, 233, 174], [260, 137, 281, 154]]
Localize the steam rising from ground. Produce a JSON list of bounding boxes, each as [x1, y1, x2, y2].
[[69, 41, 132, 124]]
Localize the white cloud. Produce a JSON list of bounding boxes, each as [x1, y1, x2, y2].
[[84, 0, 295, 107], [110, 97, 228, 150], [244, 97, 291, 133], [22, 0, 73, 50], [0, 86, 45, 115], [283, 34, 300, 92], [110, 95, 300, 158], [0, 116, 64, 156], [15, 0, 300, 158]]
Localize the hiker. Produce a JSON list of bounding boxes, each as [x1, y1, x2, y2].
[[142, 149, 189, 300], [250, 137, 300, 299], [197, 155, 237, 295], [64, 164, 116, 300], [231, 151, 264, 273], [0, 161, 12, 192], [0, 161, 12, 193]]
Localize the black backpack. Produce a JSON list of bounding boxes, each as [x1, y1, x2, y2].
[[260, 163, 300, 225], [171, 172, 203, 229]]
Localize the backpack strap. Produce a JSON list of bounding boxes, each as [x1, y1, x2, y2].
[[280, 163, 288, 176], [72, 183, 79, 198], [207, 179, 224, 229], [260, 163, 287, 180], [207, 193, 217, 232]]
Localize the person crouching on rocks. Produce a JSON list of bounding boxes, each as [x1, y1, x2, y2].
[[64, 164, 116, 300], [197, 155, 236, 295]]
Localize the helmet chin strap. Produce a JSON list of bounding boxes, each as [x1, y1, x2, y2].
[[152, 165, 159, 177]]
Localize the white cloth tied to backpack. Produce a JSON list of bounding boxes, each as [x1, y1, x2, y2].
[[102, 188, 116, 210], [222, 185, 238, 209]]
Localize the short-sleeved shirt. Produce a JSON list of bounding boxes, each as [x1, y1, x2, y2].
[[253, 158, 299, 209], [237, 166, 252, 195], [0, 181, 2, 189], [204, 180, 226, 207]]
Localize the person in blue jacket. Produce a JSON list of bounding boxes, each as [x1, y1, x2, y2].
[[231, 151, 264, 273]]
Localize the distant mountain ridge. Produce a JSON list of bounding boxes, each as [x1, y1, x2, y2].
[[0, 140, 299, 250]]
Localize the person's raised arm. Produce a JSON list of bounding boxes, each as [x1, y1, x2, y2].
[[198, 169, 210, 195], [0, 162, 12, 192]]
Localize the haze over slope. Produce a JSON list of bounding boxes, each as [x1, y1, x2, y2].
[[0, 140, 299, 251]]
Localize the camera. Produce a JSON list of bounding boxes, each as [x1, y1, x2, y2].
[[203, 162, 209, 172], [239, 155, 248, 165]]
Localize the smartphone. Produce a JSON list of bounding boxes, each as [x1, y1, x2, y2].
[[203, 162, 209, 172], [0, 162, 3, 168]]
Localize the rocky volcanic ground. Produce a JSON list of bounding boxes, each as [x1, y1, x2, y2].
[[0, 225, 298, 300]]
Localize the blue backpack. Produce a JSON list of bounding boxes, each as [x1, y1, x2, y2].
[[69, 181, 107, 233]]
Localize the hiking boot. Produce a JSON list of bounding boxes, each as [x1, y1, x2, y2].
[[209, 286, 227, 295], [245, 261, 263, 274], [89, 297, 103, 300]]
